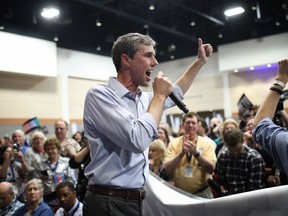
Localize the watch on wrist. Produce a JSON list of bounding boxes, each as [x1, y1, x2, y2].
[[193, 151, 200, 158]]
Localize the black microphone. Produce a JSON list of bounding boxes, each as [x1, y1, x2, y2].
[[207, 178, 229, 197], [169, 91, 189, 114]]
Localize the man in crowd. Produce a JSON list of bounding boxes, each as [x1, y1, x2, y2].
[[253, 59, 288, 177], [216, 128, 266, 195], [0, 182, 23, 216], [83, 32, 213, 215], [54, 119, 81, 158], [163, 112, 216, 198], [55, 181, 83, 216]]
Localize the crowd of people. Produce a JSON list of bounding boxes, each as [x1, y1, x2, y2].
[[149, 111, 288, 198], [0, 120, 88, 215], [0, 31, 287, 216]]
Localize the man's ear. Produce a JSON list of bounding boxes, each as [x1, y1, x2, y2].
[[121, 53, 130, 66]]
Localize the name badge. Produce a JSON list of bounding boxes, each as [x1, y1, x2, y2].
[[185, 165, 193, 178]]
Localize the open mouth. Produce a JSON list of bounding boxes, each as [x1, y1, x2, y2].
[[146, 70, 152, 78]]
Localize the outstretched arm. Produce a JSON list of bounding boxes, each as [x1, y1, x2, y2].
[[176, 38, 213, 95], [254, 59, 288, 127]]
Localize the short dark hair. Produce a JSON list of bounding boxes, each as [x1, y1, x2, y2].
[[56, 181, 75, 192], [223, 128, 243, 148], [111, 33, 156, 72], [182, 112, 200, 124], [198, 118, 209, 133]]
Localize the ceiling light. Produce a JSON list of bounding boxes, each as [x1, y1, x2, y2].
[[41, 8, 60, 19], [218, 32, 223, 38], [190, 21, 196, 26], [168, 43, 176, 52], [224, 7, 245, 17], [250, 66, 254, 70], [53, 35, 59, 42], [149, 4, 155, 11], [96, 45, 101, 51], [275, 20, 280, 26], [234, 69, 239, 73], [96, 19, 102, 27], [267, 64, 271, 68], [0, 24, 4, 30]]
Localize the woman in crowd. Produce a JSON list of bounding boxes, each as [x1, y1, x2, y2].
[[149, 139, 172, 181], [13, 178, 54, 216], [24, 131, 48, 179], [36, 137, 76, 211], [157, 127, 171, 147]]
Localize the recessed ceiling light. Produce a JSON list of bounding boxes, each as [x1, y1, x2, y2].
[[53, 35, 59, 42], [224, 7, 245, 17], [149, 4, 155, 11], [96, 19, 102, 27], [190, 21, 196, 26]]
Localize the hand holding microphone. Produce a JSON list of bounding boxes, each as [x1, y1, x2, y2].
[[153, 72, 189, 114]]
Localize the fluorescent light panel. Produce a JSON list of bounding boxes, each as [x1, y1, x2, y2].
[[224, 7, 245, 17]]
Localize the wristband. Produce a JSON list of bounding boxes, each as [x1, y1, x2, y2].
[[273, 80, 286, 88], [270, 87, 283, 95], [193, 151, 200, 158]]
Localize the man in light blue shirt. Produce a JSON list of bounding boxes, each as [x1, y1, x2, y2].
[[83, 32, 213, 216], [253, 59, 288, 177]]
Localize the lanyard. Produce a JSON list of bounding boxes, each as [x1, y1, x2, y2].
[[186, 153, 192, 164], [48, 159, 59, 173], [9, 164, 16, 180], [66, 201, 80, 216]]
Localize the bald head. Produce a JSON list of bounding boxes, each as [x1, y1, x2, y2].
[[0, 182, 15, 208]]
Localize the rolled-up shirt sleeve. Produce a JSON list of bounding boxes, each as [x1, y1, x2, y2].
[[252, 117, 288, 175]]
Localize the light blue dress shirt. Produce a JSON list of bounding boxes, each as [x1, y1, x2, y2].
[[83, 76, 183, 188], [253, 117, 288, 177]]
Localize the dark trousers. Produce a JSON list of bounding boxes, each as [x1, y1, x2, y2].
[[83, 190, 143, 216]]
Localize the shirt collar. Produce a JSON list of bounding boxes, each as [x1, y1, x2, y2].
[[108, 77, 142, 99], [65, 199, 80, 216]]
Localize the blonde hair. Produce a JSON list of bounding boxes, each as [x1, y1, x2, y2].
[[149, 139, 167, 161], [220, 118, 239, 140]]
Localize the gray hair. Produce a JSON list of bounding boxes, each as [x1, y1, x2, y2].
[[12, 129, 25, 138], [25, 178, 44, 196], [111, 33, 156, 72], [30, 131, 46, 147]]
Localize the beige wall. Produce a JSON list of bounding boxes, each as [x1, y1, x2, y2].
[[1, 32, 287, 133], [68, 77, 104, 120]]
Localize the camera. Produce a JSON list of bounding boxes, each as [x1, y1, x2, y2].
[[13, 143, 20, 151], [41, 170, 49, 176]]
